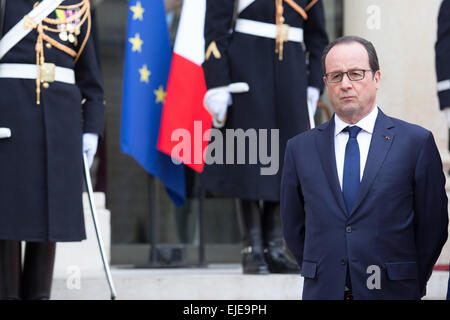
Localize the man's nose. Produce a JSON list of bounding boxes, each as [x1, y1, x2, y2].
[[340, 74, 353, 90]]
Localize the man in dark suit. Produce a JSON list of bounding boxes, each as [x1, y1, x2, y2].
[[281, 35, 449, 300], [435, 0, 450, 300]]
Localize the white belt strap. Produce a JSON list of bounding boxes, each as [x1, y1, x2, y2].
[[0, 63, 75, 84], [438, 79, 450, 92], [0, 0, 64, 60], [237, 0, 256, 14], [234, 19, 304, 43]]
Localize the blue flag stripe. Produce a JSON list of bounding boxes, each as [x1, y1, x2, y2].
[[120, 0, 186, 206]]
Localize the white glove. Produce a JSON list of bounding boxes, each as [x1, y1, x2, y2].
[[307, 86, 320, 118], [0, 127, 11, 139], [204, 88, 232, 128], [82, 133, 99, 169], [445, 108, 450, 128]]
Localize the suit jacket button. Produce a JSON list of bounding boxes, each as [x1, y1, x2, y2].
[[346, 226, 352, 233], [341, 259, 347, 265]]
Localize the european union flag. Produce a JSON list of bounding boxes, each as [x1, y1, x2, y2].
[[120, 0, 186, 206]]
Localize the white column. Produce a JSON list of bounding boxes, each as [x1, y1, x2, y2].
[[343, 0, 447, 158], [343, 0, 450, 266]]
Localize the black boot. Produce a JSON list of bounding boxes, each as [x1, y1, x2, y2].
[[0, 240, 22, 300], [236, 199, 269, 274], [262, 202, 300, 274], [21, 242, 56, 300]]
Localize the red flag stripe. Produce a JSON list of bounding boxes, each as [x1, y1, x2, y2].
[[157, 53, 212, 172]]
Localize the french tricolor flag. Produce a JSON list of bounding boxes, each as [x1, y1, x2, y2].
[[157, 0, 212, 172]]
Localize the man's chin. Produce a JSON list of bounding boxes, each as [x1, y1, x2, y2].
[[337, 103, 359, 114]]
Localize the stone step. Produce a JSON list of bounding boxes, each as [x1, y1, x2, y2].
[[51, 264, 449, 300]]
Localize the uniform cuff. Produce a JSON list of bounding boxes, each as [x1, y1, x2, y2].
[[83, 101, 105, 137]]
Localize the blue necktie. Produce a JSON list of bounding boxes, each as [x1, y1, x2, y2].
[[342, 126, 362, 214]]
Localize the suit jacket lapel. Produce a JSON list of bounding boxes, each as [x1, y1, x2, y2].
[[316, 117, 347, 217], [350, 110, 395, 215]]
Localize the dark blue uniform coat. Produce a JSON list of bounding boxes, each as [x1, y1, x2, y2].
[[202, 0, 328, 201], [281, 109, 448, 299], [0, 0, 105, 242]]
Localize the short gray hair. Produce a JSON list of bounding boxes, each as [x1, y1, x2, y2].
[[321, 36, 380, 75]]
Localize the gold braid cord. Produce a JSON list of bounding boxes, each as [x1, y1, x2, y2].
[[32, 0, 91, 104], [275, 0, 318, 61]]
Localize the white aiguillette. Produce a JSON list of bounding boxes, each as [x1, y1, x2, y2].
[[0, 0, 64, 59]]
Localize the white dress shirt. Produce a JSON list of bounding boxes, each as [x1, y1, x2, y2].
[[334, 106, 379, 190]]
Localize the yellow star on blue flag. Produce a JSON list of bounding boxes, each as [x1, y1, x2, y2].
[[121, 0, 185, 206], [139, 64, 151, 83], [129, 33, 144, 52], [130, 1, 145, 21], [154, 85, 166, 103]]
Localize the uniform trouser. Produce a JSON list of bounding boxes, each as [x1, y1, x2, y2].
[[236, 199, 299, 274], [236, 199, 264, 252], [236, 199, 285, 249], [235, 199, 268, 274], [0, 240, 56, 300], [261, 201, 284, 248]]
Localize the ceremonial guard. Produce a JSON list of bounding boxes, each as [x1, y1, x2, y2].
[[202, 0, 328, 274], [435, 0, 450, 300], [0, 0, 104, 299]]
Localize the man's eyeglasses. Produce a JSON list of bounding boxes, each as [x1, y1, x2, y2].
[[324, 69, 373, 83]]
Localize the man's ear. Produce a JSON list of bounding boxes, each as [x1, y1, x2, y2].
[[374, 70, 381, 89]]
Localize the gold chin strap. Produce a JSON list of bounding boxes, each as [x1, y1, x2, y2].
[[275, 0, 318, 61], [32, 0, 91, 104]]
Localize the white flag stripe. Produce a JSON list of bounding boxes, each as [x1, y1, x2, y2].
[[173, 0, 206, 66]]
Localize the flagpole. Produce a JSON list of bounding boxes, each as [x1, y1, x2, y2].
[[147, 174, 191, 268], [198, 183, 206, 266], [148, 175, 159, 266]]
